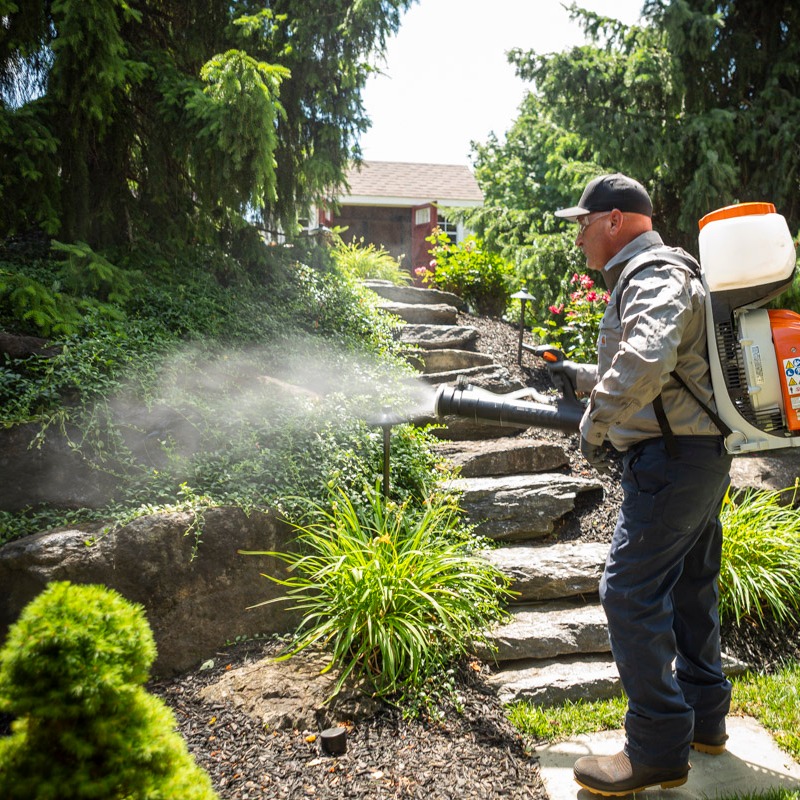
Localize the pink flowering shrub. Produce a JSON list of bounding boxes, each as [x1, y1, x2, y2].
[[532, 272, 609, 362]]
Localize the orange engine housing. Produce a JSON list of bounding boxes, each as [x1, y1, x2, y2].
[[768, 309, 800, 431]]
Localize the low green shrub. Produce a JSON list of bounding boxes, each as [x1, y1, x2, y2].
[[719, 486, 800, 626], [420, 229, 513, 316], [242, 485, 512, 702], [0, 581, 218, 800]]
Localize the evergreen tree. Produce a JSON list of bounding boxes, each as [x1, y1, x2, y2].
[[0, 1, 414, 249], [471, 1, 800, 252]]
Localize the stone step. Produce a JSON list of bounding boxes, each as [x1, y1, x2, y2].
[[363, 280, 466, 310], [486, 651, 752, 707], [418, 364, 512, 385], [487, 653, 622, 706], [398, 323, 478, 351], [481, 541, 609, 601], [379, 301, 458, 325], [448, 473, 603, 542], [405, 348, 495, 374], [482, 598, 610, 663], [427, 415, 524, 442], [435, 437, 568, 479]]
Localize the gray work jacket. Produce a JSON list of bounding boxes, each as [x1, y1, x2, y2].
[[576, 232, 720, 452]]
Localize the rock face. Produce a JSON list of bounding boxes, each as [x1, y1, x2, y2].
[[199, 648, 382, 731], [0, 423, 120, 512], [0, 508, 301, 676]]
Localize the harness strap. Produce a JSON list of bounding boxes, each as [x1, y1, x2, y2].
[[614, 249, 729, 457]]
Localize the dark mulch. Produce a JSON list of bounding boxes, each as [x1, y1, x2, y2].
[[150, 644, 544, 800]]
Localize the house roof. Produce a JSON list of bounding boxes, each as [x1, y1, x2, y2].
[[340, 161, 483, 207]]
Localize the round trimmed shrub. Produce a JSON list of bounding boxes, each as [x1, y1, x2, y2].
[[0, 581, 219, 800]]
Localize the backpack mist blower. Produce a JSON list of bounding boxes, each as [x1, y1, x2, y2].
[[435, 202, 800, 455]]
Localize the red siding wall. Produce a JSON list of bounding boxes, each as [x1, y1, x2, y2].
[[331, 206, 411, 268]]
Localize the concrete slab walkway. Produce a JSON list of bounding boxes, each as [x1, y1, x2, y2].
[[538, 716, 800, 799]]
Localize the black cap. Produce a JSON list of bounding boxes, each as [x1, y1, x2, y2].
[[555, 173, 653, 221]]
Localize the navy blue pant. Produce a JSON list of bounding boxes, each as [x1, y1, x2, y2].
[[600, 435, 733, 768]]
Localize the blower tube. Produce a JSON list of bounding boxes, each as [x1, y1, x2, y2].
[[434, 379, 583, 434]]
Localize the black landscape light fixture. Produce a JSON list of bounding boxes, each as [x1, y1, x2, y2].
[[511, 288, 536, 365], [368, 406, 405, 501]]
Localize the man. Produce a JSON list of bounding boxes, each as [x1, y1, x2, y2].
[[549, 173, 733, 795]]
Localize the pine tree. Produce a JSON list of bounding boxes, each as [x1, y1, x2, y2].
[[0, 1, 415, 249], [471, 1, 800, 251]]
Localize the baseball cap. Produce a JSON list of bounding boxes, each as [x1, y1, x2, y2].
[[555, 173, 653, 221]]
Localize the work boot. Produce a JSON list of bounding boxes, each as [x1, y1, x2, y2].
[[691, 731, 728, 755], [573, 750, 689, 796]]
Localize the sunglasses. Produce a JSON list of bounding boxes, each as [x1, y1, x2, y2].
[[577, 211, 613, 235]]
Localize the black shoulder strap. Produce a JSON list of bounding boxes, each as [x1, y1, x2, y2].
[[614, 248, 700, 320], [613, 249, 728, 457]]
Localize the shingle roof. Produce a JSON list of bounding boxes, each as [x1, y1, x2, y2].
[[341, 161, 483, 206]]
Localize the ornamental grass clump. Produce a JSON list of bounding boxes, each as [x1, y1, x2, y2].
[[0, 581, 219, 800], [331, 235, 410, 284], [243, 485, 512, 701], [719, 486, 800, 626]]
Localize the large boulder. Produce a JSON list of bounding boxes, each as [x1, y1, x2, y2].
[[0, 507, 301, 676]]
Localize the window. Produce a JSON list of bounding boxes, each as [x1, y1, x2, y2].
[[415, 206, 431, 226], [437, 213, 458, 244]]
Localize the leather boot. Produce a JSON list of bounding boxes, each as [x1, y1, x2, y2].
[[691, 731, 728, 755], [573, 750, 690, 796]]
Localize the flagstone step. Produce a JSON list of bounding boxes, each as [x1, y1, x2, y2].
[[379, 301, 459, 325], [363, 280, 466, 310], [398, 323, 479, 351], [486, 651, 752, 707], [448, 473, 603, 542], [435, 437, 568, 479], [483, 599, 610, 663], [418, 364, 514, 385], [481, 541, 608, 601], [487, 653, 622, 706], [405, 348, 495, 374]]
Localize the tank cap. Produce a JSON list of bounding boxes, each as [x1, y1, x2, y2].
[[698, 201, 776, 231]]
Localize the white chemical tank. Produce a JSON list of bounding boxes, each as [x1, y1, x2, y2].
[[698, 202, 796, 292]]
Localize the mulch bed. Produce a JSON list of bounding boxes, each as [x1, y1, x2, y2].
[[151, 643, 545, 799]]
